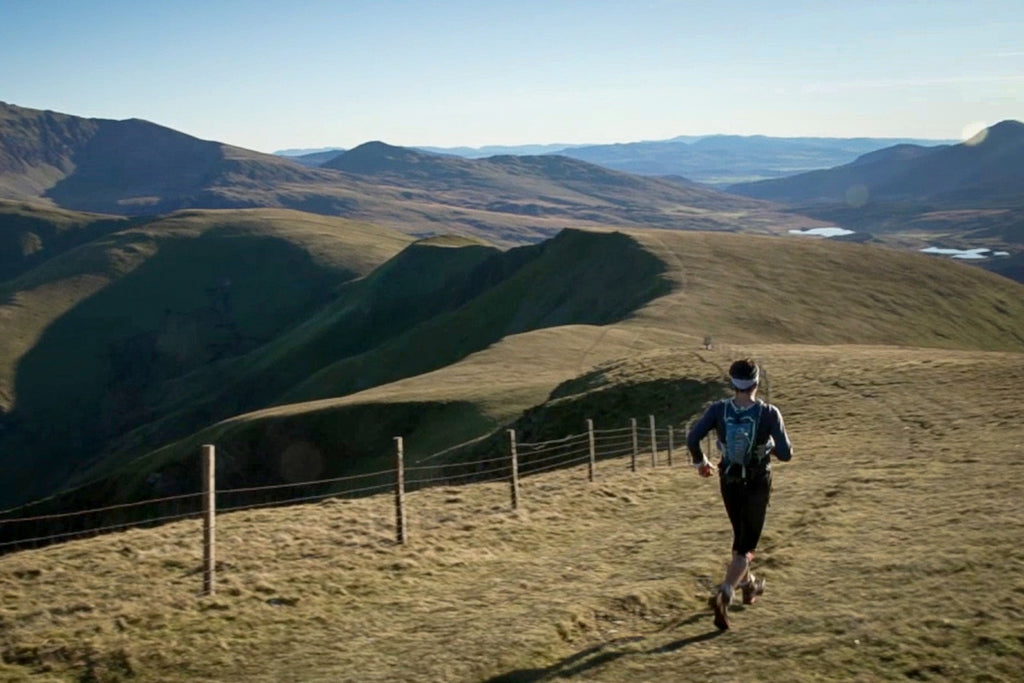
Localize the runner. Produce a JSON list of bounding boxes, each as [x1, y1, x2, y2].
[[686, 358, 793, 630]]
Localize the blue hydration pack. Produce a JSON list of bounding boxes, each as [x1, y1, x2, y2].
[[719, 400, 766, 468]]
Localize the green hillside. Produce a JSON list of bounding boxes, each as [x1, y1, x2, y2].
[[1, 229, 670, 514], [0, 209, 413, 506], [0, 200, 130, 280], [7, 225, 1023, 538]]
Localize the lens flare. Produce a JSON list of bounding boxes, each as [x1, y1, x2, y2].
[[961, 121, 989, 146]]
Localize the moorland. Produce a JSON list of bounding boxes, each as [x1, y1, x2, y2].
[[0, 101, 1022, 681]]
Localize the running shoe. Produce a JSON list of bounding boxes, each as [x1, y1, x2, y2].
[[741, 576, 766, 605], [712, 587, 731, 630]]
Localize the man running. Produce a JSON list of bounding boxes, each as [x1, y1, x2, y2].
[[686, 358, 793, 630]]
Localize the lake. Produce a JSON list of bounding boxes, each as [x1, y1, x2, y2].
[[920, 247, 1011, 260], [788, 227, 856, 238]]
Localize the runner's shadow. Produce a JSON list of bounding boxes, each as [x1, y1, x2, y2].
[[648, 629, 724, 654], [483, 620, 724, 682]]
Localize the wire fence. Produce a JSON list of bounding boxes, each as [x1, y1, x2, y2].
[[0, 416, 712, 572]]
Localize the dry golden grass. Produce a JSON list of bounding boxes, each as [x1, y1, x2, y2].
[[2, 343, 1022, 682]]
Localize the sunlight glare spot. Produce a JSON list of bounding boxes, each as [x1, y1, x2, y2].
[[961, 121, 989, 146]]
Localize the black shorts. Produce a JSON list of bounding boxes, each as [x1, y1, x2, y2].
[[719, 466, 772, 556]]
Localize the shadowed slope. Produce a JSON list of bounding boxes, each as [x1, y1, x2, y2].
[[6, 230, 671, 512], [10, 226, 1023, 523], [0, 209, 412, 506], [0, 201, 135, 281]]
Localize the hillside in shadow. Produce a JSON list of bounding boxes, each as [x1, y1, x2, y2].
[[6, 224, 1024, 542]]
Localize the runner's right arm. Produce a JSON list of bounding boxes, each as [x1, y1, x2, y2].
[[764, 405, 793, 461]]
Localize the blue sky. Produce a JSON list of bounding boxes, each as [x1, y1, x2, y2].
[[2, 0, 1021, 153]]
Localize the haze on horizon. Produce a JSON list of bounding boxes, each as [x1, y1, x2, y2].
[[1, 0, 1021, 153]]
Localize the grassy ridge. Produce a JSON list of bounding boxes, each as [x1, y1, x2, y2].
[[0, 344, 1021, 681], [5, 226, 1024, 527], [1, 231, 671, 520]]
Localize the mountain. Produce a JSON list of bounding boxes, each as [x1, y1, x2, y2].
[[551, 134, 954, 186], [728, 120, 1024, 204], [288, 149, 346, 167], [324, 141, 781, 213], [0, 101, 339, 214], [416, 142, 588, 158], [0, 102, 816, 246], [398, 135, 954, 186]]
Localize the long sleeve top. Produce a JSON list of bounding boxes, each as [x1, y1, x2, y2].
[[686, 398, 792, 465]]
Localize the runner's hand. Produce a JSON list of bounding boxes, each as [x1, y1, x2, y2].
[[697, 462, 716, 478]]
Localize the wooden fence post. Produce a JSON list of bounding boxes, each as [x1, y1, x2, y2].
[[667, 425, 675, 467], [394, 436, 406, 545], [649, 415, 657, 468], [202, 444, 216, 596], [586, 419, 596, 482], [630, 418, 638, 472], [509, 429, 520, 510]]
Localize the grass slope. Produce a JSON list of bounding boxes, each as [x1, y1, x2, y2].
[[627, 229, 1024, 350], [1, 230, 671, 519], [11, 226, 1023, 536], [0, 209, 412, 506], [1, 344, 1022, 682], [0, 200, 132, 281]]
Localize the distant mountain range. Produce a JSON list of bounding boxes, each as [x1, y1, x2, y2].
[[279, 135, 954, 187], [0, 101, 810, 246], [728, 121, 1024, 204], [1, 100, 1020, 278]]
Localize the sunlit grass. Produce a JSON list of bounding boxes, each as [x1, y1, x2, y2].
[[1, 344, 1022, 681]]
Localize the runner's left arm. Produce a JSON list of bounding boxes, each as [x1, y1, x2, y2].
[[767, 406, 793, 461]]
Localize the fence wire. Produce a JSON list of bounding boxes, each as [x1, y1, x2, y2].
[[0, 491, 203, 525], [217, 482, 395, 516], [521, 454, 592, 477], [218, 469, 394, 496], [517, 431, 589, 452], [2, 417, 686, 553], [0, 509, 202, 551]]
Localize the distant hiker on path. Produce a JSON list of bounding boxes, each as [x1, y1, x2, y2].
[[686, 358, 793, 630]]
